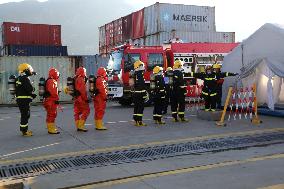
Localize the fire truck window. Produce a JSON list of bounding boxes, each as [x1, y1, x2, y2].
[[184, 58, 188, 63], [124, 53, 141, 72], [147, 53, 164, 71]]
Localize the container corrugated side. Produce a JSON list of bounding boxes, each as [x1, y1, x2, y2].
[[144, 31, 235, 46], [105, 22, 114, 46], [83, 55, 109, 77], [5, 45, 68, 56], [144, 2, 216, 36], [0, 56, 76, 104], [132, 9, 144, 39], [99, 25, 106, 48], [2, 22, 62, 46], [113, 18, 123, 45], [122, 14, 133, 42]]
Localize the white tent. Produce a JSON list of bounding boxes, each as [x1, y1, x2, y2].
[[222, 23, 284, 110]]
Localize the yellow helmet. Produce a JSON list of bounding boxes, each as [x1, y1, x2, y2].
[[173, 60, 183, 70], [134, 60, 145, 71], [166, 67, 172, 71], [18, 63, 34, 74], [213, 63, 221, 69], [153, 66, 163, 74]]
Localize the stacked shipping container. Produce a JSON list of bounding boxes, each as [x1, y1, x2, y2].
[[99, 2, 235, 55], [0, 22, 68, 56]]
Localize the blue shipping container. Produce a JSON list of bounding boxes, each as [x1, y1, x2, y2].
[[4, 45, 68, 56]]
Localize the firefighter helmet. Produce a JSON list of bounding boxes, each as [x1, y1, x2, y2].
[[205, 65, 213, 73], [173, 60, 183, 70], [49, 68, 60, 80], [97, 67, 107, 77], [134, 60, 145, 71], [153, 66, 163, 74], [213, 64, 221, 69], [76, 67, 87, 77], [166, 67, 173, 72], [18, 63, 35, 75]]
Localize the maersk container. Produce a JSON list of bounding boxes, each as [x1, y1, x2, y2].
[[144, 31, 235, 46], [5, 45, 68, 56], [2, 22, 62, 46], [0, 56, 76, 104], [144, 2, 216, 36]]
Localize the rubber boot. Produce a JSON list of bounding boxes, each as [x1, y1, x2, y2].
[[47, 123, 60, 134], [134, 121, 142, 127], [77, 120, 88, 132], [95, 119, 107, 130], [138, 121, 147, 126], [157, 118, 166, 125], [22, 130, 33, 137]]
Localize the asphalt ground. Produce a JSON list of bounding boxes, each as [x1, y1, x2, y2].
[[0, 102, 283, 188]]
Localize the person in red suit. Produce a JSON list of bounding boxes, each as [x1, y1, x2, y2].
[[93, 67, 108, 130], [44, 68, 60, 134], [74, 67, 90, 132]]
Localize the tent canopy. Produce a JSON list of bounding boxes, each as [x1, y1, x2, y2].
[[221, 23, 284, 110]]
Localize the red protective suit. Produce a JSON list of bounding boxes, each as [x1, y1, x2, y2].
[[44, 70, 59, 123], [74, 68, 90, 123], [93, 76, 107, 120]]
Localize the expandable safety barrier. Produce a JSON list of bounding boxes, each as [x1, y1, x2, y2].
[[185, 84, 204, 111]]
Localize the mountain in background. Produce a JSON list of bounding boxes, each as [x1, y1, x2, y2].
[[0, 0, 137, 55]]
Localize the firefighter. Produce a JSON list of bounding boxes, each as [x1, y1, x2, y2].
[[93, 67, 108, 130], [163, 67, 173, 114], [171, 60, 188, 122], [152, 66, 166, 124], [213, 63, 223, 109], [132, 60, 147, 126], [74, 67, 90, 132], [43, 68, 60, 134], [15, 63, 37, 136], [190, 65, 238, 111]]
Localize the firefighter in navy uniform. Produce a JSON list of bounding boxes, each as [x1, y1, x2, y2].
[[171, 60, 188, 122], [132, 60, 147, 126], [190, 65, 238, 111], [15, 63, 37, 136], [213, 63, 224, 109], [152, 66, 166, 124], [163, 67, 173, 114]]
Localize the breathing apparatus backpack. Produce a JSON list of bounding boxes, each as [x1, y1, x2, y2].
[[8, 75, 17, 97], [38, 77, 52, 101], [88, 75, 97, 96]]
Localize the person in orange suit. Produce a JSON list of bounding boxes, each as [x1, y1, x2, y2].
[[74, 67, 90, 132], [93, 67, 108, 130], [44, 68, 60, 134]]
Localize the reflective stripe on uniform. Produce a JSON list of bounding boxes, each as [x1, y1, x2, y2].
[[211, 109, 216, 112], [210, 93, 217, 96], [159, 90, 165, 92], [180, 86, 187, 88], [134, 90, 146, 93], [153, 114, 162, 117], [226, 72, 229, 77], [136, 114, 143, 117], [172, 112, 177, 114], [17, 96, 32, 99], [178, 112, 185, 115], [20, 124, 28, 128], [205, 109, 210, 111], [202, 91, 209, 96], [16, 81, 22, 85]]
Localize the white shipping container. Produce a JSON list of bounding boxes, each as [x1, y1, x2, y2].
[[144, 31, 235, 46], [144, 2, 216, 36], [0, 56, 76, 104], [99, 25, 106, 47]]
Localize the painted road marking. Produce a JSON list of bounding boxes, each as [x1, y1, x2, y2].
[[259, 184, 284, 189], [0, 143, 60, 159], [85, 123, 93, 126], [0, 119, 4, 121], [1, 128, 284, 165], [106, 122, 116, 124], [118, 121, 128, 123], [66, 153, 284, 189]]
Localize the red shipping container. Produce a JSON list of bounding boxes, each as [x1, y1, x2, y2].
[[105, 22, 114, 46], [2, 22, 61, 46], [122, 14, 133, 42], [132, 9, 144, 39], [113, 18, 123, 45]]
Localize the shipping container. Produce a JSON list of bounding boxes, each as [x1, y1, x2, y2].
[[2, 22, 62, 46], [0, 56, 77, 104], [132, 9, 144, 39], [122, 14, 133, 42], [82, 55, 110, 77], [99, 25, 106, 48], [144, 2, 216, 36], [105, 22, 114, 46], [144, 31, 235, 46], [113, 18, 123, 45], [4, 45, 68, 56]]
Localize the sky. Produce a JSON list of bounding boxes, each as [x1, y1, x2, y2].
[[1, 0, 284, 42]]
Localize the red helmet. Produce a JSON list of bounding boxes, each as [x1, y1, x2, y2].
[[76, 67, 87, 77], [97, 67, 107, 77], [49, 68, 60, 80]]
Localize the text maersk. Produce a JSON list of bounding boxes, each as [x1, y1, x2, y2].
[[173, 14, 207, 22]]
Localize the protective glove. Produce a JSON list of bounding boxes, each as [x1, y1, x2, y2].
[[31, 94, 37, 99]]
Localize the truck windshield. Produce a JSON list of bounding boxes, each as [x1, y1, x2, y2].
[[147, 53, 164, 71], [109, 50, 123, 71], [124, 53, 141, 72]]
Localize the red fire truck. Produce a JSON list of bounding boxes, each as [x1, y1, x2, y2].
[[107, 43, 239, 105]]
